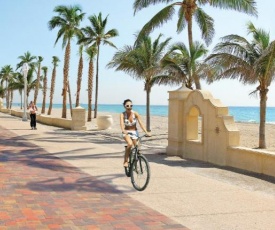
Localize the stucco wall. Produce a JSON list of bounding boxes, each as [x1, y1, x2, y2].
[[167, 86, 275, 177]]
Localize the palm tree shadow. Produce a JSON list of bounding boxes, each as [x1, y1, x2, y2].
[[26, 175, 132, 193]]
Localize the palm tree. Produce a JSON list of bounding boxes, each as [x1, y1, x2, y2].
[[133, 0, 257, 89], [17, 51, 36, 70], [48, 5, 85, 118], [0, 65, 13, 109], [161, 41, 210, 89], [75, 43, 84, 107], [108, 34, 171, 131], [17, 52, 37, 106], [9, 72, 24, 109], [86, 46, 97, 122], [48, 56, 60, 115], [41, 66, 48, 114], [205, 22, 275, 149], [34, 56, 43, 105], [79, 12, 118, 118], [7, 73, 17, 109]]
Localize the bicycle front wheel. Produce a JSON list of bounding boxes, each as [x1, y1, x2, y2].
[[130, 155, 150, 191]]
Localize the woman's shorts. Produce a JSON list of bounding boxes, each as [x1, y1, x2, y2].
[[122, 130, 139, 140]]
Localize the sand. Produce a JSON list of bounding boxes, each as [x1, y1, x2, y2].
[[31, 106, 275, 153]]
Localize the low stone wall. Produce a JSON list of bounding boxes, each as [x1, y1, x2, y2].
[[50, 117, 72, 129], [1, 108, 11, 114], [227, 147, 275, 177], [1, 108, 73, 130]]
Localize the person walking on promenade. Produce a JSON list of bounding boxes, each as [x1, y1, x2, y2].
[[29, 101, 38, 130], [120, 99, 151, 167]]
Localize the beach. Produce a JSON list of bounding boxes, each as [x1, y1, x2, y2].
[[34, 107, 275, 152]]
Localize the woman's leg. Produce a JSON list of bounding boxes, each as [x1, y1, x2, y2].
[[30, 114, 34, 128], [123, 135, 133, 167], [33, 114, 36, 129], [30, 114, 32, 128]]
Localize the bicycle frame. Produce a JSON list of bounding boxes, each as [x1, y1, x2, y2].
[[125, 134, 147, 177], [125, 134, 145, 169]]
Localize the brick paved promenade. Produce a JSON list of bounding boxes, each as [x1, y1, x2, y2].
[[1, 112, 275, 230], [0, 127, 187, 229]]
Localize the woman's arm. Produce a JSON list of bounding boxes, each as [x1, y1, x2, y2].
[[120, 113, 126, 134]]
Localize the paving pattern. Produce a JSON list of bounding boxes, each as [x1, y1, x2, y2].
[[0, 126, 188, 229]]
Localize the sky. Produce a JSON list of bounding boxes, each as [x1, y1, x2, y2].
[[0, 0, 275, 107]]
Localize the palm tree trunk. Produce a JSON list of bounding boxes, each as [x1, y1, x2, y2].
[[258, 88, 268, 148], [41, 76, 47, 114], [146, 85, 151, 131], [62, 41, 71, 118], [187, 18, 201, 89], [68, 79, 73, 118], [75, 54, 83, 107], [34, 63, 41, 105], [48, 66, 56, 115], [187, 18, 193, 52], [10, 90, 13, 109], [94, 45, 100, 118], [87, 60, 94, 122], [6, 81, 9, 109]]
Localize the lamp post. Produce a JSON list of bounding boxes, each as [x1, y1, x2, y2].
[[22, 63, 29, 121]]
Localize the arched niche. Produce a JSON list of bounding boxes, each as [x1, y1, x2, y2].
[[186, 106, 202, 142]]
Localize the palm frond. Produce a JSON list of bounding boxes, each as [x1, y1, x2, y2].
[[194, 8, 214, 46], [210, 0, 257, 16], [133, 0, 174, 14], [135, 4, 175, 43], [177, 6, 187, 33]]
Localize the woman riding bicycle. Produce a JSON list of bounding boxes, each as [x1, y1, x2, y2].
[[120, 99, 151, 167]]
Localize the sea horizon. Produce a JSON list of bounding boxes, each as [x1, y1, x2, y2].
[[12, 103, 274, 124]]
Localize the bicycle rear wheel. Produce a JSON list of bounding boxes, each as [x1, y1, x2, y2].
[[130, 155, 150, 191]]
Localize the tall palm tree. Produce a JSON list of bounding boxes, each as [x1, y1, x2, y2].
[[79, 12, 118, 118], [161, 41, 210, 89], [34, 56, 43, 105], [108, 34, 171, 131], [75, 43, 84, 107], [133, 0, 257, 89], [86, 46, 97, 122], [17, 52, 37, 106], [48, 5, 85, 118], [41, 66, 48, 114], [48, 56, 60, 115], [205, 22, 275, 149], [0, 65, 13, 109]]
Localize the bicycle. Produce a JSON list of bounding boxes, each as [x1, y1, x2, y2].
[[124, 134, 151, 191]]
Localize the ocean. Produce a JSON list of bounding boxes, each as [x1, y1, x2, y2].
[[33, 103, 275, 124]]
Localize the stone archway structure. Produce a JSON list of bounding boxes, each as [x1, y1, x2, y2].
[[166, 85, 240, 166]]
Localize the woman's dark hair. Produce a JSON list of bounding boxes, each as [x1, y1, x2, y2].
[[123, 99, 132, 106]]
